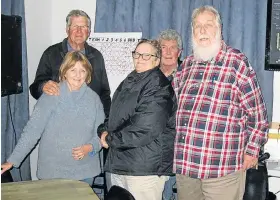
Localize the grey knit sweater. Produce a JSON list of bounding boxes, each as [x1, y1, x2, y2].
[[8, 81, 105, 180]]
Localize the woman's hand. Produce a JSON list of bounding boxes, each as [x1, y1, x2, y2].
[[72, 144, 93, 160], [1, 162, 13, 174]]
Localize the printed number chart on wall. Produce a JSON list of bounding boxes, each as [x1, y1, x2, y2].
[[87, 32, 142, 95]]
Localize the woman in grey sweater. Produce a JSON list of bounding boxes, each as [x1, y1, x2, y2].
[[1, 51, 105, 185]]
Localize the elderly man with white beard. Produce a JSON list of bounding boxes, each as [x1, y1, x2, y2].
[[173, 5, 268, 200]]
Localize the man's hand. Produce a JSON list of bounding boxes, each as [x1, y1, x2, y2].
[[72, 144, 93, 160], [42, 81, 59, 96], [101, 131, 109, 149], [1, 162, 13, 174], [243, 154, 258, 171]]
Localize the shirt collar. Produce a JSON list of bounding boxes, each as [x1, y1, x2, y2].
[[67, 40, 86, 54], [166, 64, 179, 81]]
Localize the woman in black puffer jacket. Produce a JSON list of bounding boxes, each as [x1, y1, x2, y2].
[[98, 39, 177, 200]]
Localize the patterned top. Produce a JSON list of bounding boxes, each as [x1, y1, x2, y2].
[[173, 41, 268, 179]]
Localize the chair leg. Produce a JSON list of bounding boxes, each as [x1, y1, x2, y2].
[[103, 148, 108, 195]]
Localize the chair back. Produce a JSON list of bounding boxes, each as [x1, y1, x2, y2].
[[105, 185, 135, 200]]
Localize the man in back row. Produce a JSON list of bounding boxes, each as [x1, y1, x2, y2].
[[158, 29, 182, 200], [29, 9, 111, 118], [29, 9, 111, 198], [173, 5, 268, 200]]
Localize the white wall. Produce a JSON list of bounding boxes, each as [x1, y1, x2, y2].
[[25, 0, 52, 115], [50, 0, 96, 45], [272, 72, 280, 122], [25, 0, 96, 180]]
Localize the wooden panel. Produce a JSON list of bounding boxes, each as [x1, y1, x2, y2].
[[269, 122, 280, 139], [269, 122, 280, 129], [268, 133, 280, 139]]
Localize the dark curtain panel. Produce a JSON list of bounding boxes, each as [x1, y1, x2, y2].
[[1, 0, 31, 181], [95, 0, 273, 121]]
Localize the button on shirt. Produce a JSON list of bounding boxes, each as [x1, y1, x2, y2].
[[173, 41, 268, 179]]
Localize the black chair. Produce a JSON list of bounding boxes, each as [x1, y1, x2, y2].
[[243, 161, 268, 200], [105, 185, 135, 200], [92, 148, 108, 196], [1, 170, 13, 183], [243, 151, 277, 200]]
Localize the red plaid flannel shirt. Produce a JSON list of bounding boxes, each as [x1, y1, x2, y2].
[[173, 42, 268, 179]]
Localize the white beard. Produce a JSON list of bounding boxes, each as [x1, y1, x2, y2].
[[192, 32, 222, 61]]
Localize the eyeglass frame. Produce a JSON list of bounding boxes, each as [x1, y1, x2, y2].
[[69, 25, 89, 31], [132, 51, 158, 61]]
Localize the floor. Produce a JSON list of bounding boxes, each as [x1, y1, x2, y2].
[[267, 168, 280, 199]]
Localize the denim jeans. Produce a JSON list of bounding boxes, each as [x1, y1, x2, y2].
[[80, 177, 104, 199], [163, 176, 177, 200], [81, 177, 94, 186]]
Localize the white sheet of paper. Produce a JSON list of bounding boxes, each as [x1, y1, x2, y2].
[[87, 32, 142, 96]]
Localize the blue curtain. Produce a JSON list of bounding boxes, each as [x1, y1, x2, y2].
[[95, 0, 273, 121], [1, 0, 31, 181]]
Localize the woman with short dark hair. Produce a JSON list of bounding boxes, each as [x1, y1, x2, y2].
[[99, 39, 177, 200]]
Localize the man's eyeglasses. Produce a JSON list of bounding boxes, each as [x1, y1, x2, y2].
[[161, 46, 180, 52], [69, 25, 89, 31], [132, 51, 158, 61]]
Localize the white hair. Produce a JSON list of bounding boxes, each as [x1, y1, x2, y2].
[[158, 29, 183, 50], [66, 10, 91, 30], [191, 6, 222, 30]]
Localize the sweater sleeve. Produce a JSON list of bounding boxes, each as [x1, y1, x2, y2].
[[88, 96, 105, 154], [7, 94, 57, 167]]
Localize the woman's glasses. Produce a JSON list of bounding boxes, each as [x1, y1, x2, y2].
[[132, 51, 158, 61]]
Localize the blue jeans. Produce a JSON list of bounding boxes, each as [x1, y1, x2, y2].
[[163, 176, 177, 200], [81, 177, 94, 186], [80, 177, 104, 199]]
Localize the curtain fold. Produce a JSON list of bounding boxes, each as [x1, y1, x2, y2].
[[95, 0, 273, 121], [1, 0, 31, 181]]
